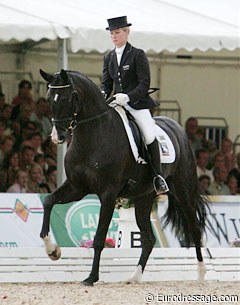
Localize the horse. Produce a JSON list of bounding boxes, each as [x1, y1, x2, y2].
[[39, 68, 209, 286]]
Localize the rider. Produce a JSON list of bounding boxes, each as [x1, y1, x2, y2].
[[101, 16, 169, 195]]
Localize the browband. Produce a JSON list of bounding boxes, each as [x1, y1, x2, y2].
[[48, 84, 71, 89]]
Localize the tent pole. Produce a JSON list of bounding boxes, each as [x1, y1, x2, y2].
[[57, 38, 68, 187]]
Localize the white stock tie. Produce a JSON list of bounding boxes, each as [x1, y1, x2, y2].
[[115, 45, 125, 66]]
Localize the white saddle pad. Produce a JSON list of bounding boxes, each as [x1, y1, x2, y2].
[[114, 106, 176, 164]]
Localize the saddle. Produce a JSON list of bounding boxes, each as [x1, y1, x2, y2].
[[125, 110, 148, 162], [111, 105, 176, 194], [113, 106, 176, 164]]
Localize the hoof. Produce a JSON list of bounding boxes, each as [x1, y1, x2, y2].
[[81, 275, 98, 286], [197, 261, 207, 282], [123, 280, 135, 285], [48, 245, 61, 261], [125, 265, 143, 283], [81, 280, 94, 287]]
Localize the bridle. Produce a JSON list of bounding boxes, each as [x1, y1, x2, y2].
[[48, 79, 109, 134], [49, 81, 79, 133]]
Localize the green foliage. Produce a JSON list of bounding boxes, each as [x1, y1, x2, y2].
[[115, 197, 159, 211]]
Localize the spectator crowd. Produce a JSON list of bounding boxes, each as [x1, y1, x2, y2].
[[185, 117, 240, 196], [0, 80, 57, 193], [0, 80, 239, 196]]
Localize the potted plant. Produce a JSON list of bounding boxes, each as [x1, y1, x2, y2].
[[229, 238, 240, 247], [79, 238, 115, 248]]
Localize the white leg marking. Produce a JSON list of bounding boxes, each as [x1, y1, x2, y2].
[[126, 265, 143, 283], [43, 234, 57, 254], [198, 261, 206, 282], [51, 126, 59, 144]]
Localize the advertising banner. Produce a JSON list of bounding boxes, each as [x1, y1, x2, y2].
[[0, 194, 239, 248], [204, 196, 240, 247], [50, 195, 119, 247], [157, 195, 240, 247], [0, 194, 46, 247]]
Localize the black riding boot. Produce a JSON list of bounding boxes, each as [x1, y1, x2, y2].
[[147, 139, 169, 195]]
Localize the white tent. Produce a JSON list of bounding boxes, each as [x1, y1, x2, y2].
[[0, 0, 239, 53], [0, 0, 239, 185]]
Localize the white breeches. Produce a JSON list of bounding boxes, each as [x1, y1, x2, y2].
[[125, 104, 156, 145]]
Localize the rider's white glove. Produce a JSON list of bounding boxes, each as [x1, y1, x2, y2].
[[112, 93, 130, 106]]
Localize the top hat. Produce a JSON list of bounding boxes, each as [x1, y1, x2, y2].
[[106, 16, 132, 31]]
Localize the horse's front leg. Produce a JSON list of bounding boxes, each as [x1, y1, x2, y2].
[[82, 193, 116, 286], [40, 180, 86, 260]]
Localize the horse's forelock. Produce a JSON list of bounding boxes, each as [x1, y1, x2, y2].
[[50, 72, 70, 87]]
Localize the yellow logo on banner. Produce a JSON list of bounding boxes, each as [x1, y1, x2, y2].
[[14, 199, 29, 222]]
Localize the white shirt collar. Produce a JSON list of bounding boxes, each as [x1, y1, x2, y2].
[[115, 44, 126, 55]]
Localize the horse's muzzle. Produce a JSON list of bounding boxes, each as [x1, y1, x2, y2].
[[51, 126, 67, 144], [58, 134, 66, 144]]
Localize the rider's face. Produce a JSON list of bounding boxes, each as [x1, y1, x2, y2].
[[110, 28, 129, 48]]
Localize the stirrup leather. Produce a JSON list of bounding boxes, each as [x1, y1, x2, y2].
[[153, 175, 169, 195]]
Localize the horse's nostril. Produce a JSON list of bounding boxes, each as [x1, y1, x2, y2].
[[58, 135, 65, 142]]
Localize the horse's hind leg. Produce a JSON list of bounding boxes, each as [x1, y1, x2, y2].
[[167, 178, 207, 282], [183, 193, 207, 281], [126, 193, 156, 283], [196, 247, 206, 282], [186, 212, 206, 282], [40, 180, 86, 260], [187, 208, 207, 282]]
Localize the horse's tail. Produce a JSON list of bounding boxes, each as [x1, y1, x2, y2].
[[162, 190, 210, 247], [195, 192, 210, 236]]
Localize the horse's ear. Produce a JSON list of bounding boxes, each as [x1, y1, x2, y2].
[[39, 69, 54, 83], [60, 69, 69, 84]]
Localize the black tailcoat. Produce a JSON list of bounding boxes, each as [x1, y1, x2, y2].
[[101, 42, 158, 109]]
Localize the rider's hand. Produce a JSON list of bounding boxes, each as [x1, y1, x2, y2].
[[113, 93, 129, 106]]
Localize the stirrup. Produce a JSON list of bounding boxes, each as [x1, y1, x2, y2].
[[153, 175, 169, 195]]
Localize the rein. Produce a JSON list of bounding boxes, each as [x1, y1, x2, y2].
[[52, 109, 109, 131], [75, 109, 109, 125]]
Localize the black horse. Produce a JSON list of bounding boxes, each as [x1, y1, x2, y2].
[[39, 69, 208, 286]]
